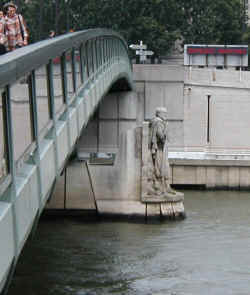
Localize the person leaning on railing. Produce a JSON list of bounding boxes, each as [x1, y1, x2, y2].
[[0, 10, 7, 55], [3, 1, 28, 51]]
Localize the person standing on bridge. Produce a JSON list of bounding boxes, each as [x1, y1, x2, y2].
[[0, 10, 7, 54], [3, 2, 28, 51]]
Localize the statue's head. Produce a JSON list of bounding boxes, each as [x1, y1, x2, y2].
[[156, 107, 167, 121]]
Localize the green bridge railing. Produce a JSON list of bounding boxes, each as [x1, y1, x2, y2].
[[0, 28, 133, 294], [0, 28, 133, 200]]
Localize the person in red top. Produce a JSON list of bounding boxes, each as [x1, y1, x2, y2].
[[3, 2, 28, 51]]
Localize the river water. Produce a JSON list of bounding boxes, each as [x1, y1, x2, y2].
[[7, 190, 250, 295]]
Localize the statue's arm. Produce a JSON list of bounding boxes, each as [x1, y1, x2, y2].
[[156, 122, 167, 142]]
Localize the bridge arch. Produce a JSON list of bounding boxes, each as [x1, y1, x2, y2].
[[0, 29, 133, 293]]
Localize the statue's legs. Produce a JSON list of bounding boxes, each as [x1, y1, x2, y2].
[[150, 150, 176, 195], [163, 178, 176, 194]]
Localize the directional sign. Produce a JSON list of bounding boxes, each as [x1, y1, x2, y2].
[[136, 50, 154, 56], [129, 41, 154, 63], [129, 44, 147, 50]]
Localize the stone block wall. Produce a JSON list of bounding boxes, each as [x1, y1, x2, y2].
[[77, 91, 138, 154], [184, 67, 250, 153], [134, 65, 250, 154], [133, 65, 185, 150]]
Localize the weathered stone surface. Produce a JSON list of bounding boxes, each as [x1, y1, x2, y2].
[[172, 201, 185, 214], [161, 201, 185, 219], [142, 191, 184, 203], [97, 200, 146, 216], [161, 202, 174, 217], [146, 203, 161, 217]]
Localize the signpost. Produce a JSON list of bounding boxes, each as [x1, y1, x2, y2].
[[129, 41, 154, 63], [136, 50, 154, 55], [129, 44, 147, 50]]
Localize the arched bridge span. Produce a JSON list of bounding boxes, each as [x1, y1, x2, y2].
[[0, 29, 133, 293]]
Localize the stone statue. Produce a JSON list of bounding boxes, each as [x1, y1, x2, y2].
[[140, 107, 185, 218], [148, 107, 174, 196], [145, 106, 184, 203]]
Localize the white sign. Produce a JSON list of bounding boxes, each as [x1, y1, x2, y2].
[[136, 50, 154, 56], [129, 41, 154, 63], [130, 44, 147, 50]]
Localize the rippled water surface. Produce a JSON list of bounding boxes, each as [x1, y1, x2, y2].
[[7, 190, 250, 295]]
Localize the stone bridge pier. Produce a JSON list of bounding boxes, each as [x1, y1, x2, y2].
[[47, 84, 185, 220], [46, 65, 186, 219], [46, 90, 145, 217]]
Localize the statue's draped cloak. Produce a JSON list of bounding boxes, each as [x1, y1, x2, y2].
[[149, 117, 170, 180]]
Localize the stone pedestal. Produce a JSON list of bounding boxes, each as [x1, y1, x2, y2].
[[142, 192, 185, 220]]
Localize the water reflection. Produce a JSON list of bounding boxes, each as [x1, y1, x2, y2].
[[7, 190, 250, 294]]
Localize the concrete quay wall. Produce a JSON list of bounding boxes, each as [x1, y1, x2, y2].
[[134, 65, 250, 189], [134, 65, 250, 153]]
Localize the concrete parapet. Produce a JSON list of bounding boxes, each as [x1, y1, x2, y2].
[[133, 64, 184, 82], [185, 67, 250, 88], [0, 203, 14, 293]]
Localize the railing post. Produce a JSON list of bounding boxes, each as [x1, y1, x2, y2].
[[101, 38, 104, 68], [95, 38, 99, 73], [28, 71, 43, 209], [85, 41, 90, 79], [108, 38, 112, 65], [79, 43, 84, 84], [2, 85, 19, 257], [47, 61, 55, 120], [61, 52, 68, 105], [91, 40, 94, 79], [28, 71, 38, 141], [46, 60, 59, 173], [61, 52, 71, 151], [2, 87, 14, 178], [71, 48, 77, 93]]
